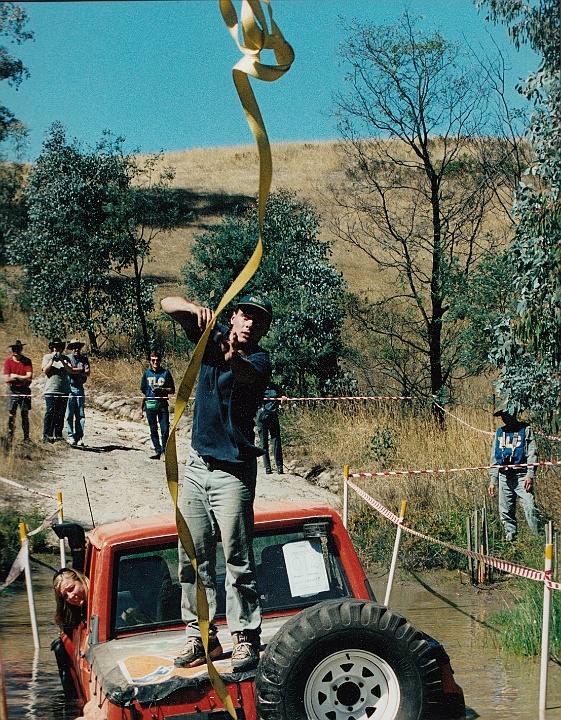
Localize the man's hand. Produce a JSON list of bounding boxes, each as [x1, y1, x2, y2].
[[160, 297, 214, 340], [191, 303, 213, 331], [218, 329, 239, 363], [488, 484, 496, 498], [523, 476, 533, 492], [217, 329, 258, 383]]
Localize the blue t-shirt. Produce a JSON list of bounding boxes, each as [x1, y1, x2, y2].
[[192, 323, 271, 463], [140, 368, 175, 401], [68, 353, 90, 389]]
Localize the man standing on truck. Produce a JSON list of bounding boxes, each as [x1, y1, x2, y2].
[[161, 293, 272, 673]]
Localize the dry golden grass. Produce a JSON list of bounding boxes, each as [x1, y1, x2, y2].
[[145, 141, 373, 294], [4, 140, 543, 526], [146, 138, 515, 317], [286, 401, 493, 501], [284, 399, 561, 530]]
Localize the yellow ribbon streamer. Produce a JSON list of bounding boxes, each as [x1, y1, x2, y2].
[[164, 2, 293, 716]]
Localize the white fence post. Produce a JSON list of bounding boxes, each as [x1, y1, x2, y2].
[[57, 491, 66, 568], [384, 500, 407, 607], [19, 522, 40, 650], [539, 523, 553, 720], [343, 466, 349, 528]]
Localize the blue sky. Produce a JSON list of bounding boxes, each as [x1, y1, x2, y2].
[[4, 1, 538, 161]]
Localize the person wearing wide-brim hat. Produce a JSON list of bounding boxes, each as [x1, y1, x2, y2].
[[41, 337, 71, 443], [488, 402, 540, 541], [65, 339, 90, 447], [3, 339, 33, 442]]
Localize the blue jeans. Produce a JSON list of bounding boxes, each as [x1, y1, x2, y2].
[[497, 471, 540, 538], [66, 388, 85, 441], [177, 450, 260, 639], [145, 403, 169, 455]]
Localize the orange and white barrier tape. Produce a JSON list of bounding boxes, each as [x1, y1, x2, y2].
[[345, 478, 561, 590], [349, 459, 561, 479], [0, 475, 59, 500], [0, 506, 62, 590], [277, 395, 418, 402]]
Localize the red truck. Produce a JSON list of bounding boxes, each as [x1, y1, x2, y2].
[[53, 501, 465, 720]]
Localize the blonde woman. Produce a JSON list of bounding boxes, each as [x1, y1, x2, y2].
[[52, 567, 89, 698], [53, 567, 89, 630]]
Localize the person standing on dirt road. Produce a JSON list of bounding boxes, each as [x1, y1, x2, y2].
[[161, 293, 272, 674], [42, 337, 71, 443], [3, 340, 33, 443], [488, 406, 540, 541], [256, 382, 285, 474], [139, 349, 175, 460], [65, 339, 90, 447]]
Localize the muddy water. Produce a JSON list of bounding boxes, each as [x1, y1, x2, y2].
[[1, 566, 561, 719], [369, 571, 561, 720], [0, 568, 81, 720]]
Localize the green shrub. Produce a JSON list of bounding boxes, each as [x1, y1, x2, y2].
[[349, 503, 473, 571], [368, 428, 398, 467], [349, 501, 546, 574]]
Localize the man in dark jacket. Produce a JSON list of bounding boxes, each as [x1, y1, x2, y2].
[[161, 293, 272, 673], [256, 383, 285, 474]]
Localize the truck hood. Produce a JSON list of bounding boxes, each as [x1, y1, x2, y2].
[[85, 616, 289, 707]]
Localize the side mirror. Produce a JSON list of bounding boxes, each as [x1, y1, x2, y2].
[[51, 522, 86, 572]]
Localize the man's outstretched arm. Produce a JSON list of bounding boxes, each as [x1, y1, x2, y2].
[[161, 297, 214, 343]]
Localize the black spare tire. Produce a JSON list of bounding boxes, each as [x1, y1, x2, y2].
[[255, 599, 444, 720]]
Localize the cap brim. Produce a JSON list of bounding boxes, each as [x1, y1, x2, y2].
[[238, 302, 272, 318]]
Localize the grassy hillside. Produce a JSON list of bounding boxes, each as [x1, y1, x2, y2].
[[5, 140, 557, 562], [145, 141, 378, 301]]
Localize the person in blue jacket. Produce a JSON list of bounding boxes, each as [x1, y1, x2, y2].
[[139, 349, 175, 460], [256, 383, 285, 474], [161, 293, 272, 674], [488, 407, 540, 541]]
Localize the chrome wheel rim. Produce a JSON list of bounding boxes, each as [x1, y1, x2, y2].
[[303, 648, 401, 720]]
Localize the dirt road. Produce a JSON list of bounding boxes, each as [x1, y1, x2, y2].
[[30, 405, 339, 529]]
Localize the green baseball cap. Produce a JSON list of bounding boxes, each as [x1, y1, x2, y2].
[[237, 294, 273, 319]]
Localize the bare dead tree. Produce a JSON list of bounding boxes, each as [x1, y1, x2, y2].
[[331, 12, 529, 416]]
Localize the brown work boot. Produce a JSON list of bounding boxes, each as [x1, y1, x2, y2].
[[231, 631, 260, 673], [174, 635, 223, 668]]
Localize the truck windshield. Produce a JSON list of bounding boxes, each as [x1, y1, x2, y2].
[[113, 527, 352, 634]]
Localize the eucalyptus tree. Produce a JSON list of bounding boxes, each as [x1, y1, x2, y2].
[[182, 190, 353, 396], [331, 11, 527, 408], [17, 123, 178, 353], [0, 2, 32, 149], [0, 2, 32, 292], [477, 0, 561, 427]]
